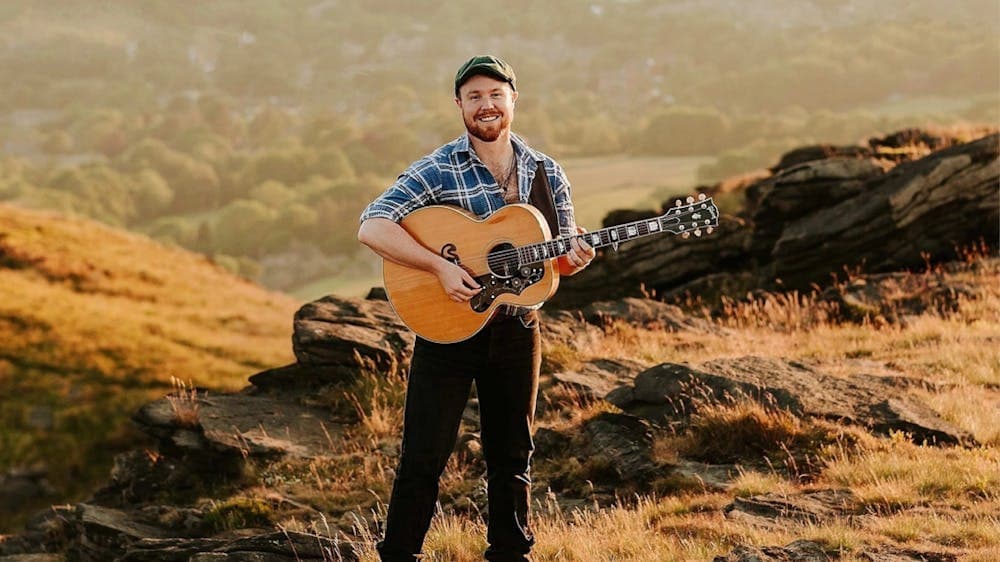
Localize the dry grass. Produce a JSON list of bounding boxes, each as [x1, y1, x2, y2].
[[865, 512, 998, 549], [5, 202, 998, 559], [340, 364, 407, 444], [820, 437, 1000, 511], [338, 254, 1000, 560], [537, 382, 622, 431], [340, 463, 999, 560], [679, 398, 830, 466], [165, 377, 201, 429], [921, 386, 1000, 446], [246, 363, 413, 521], [728, 470, 797, 498]]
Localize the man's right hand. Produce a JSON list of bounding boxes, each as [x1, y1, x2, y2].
[[434, 260, 482, 302], [358, 218, 482, 302]]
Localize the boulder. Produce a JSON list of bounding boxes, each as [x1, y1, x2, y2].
[[73, 504, 171, 562], [601, 208, 659, 228], [552, 358, 646, 400], [724, 489, 860, 525], [821, 260, 993, 324], [769, 144, 875, 173], [765, 133, 999, 289], [747, 157, 889, 259], [856, 547, 958, 562], [124, 532, 358, 562], [292, 295, 413, 373], [0, 466, 55, 514], [0, 505, 75, 557], [713, 540, 830, 562], [581, 297, 718, 333], [607, 356, 973, 446], [133, 392, 343, 459], [583, 413, 657, 482]]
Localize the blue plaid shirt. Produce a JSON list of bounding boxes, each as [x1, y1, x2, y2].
[[360, 133, 576, 237]]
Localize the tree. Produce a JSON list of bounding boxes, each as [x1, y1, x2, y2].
[[147, 216, 198, 248], [213, 199, 277, 257], [120, 139, 220, 213], [636, 106, 732, 156], [130, 169, 174, 220], [248, 180, 296, 208], [241, 148, 314, 187], [41, 130, 75, 154], [315, 147, 355, 181], [247, 105, 294, 148], [198, 93, 242, 143], [47, 164, 135, 225]]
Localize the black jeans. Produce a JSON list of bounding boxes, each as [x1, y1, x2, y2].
[[377, 312, 541, 562]]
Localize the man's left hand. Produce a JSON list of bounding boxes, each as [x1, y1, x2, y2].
[[562, 225, 596, 275]]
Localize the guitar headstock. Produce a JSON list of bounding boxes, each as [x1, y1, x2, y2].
[[659, 193, 719, 238]]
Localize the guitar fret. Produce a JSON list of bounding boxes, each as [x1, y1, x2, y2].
[[511, 199, 714, 267]]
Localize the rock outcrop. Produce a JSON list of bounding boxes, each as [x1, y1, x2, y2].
[[712, 539, 831, 562], [551, 130, 999, 307], [289, 295, 414, 379], [724, 489, 860, 526], [606, 356, 973, 446]]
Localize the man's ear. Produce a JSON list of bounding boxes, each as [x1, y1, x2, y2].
[[454, 96, 462, 108], [511, 90, 518, 104]]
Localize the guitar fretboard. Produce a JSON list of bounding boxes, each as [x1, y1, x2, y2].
[[514, 200, 716, 265]]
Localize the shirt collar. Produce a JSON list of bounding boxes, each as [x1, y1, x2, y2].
[[455, 132, 543, 164]]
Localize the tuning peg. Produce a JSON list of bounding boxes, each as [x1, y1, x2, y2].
[[698, 193, 706, 200], [675, 199, 682, 207], [707, 226, 715, 234], [686, 196, 694, 204], [694, 229, 702, 237], [682, 232, 690, 239]]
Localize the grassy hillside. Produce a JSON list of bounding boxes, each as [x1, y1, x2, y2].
[[0, 202, 299, 529], [1, 208, 997, 558], [219, 254, 1000, 561]]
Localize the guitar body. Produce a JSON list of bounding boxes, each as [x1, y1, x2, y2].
[[383, 204, 560, 344]]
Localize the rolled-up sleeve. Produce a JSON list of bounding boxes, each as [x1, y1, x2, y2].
[[360, 159, 439, 223]]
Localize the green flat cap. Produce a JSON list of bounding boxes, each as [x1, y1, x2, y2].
[[454, 55, 516, 96]]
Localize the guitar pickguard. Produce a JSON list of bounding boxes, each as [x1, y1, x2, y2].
[[469, 263, 546, 313]]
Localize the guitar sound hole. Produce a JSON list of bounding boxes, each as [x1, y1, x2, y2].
[[486, 243, 518, 278]]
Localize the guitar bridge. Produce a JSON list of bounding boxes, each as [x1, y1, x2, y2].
[[469, 263, 545, 312]]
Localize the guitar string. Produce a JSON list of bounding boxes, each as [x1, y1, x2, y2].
[[429, 206, 715, 268], [453, 209, 712, 264]]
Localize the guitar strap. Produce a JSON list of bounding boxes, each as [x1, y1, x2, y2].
[[528, 161, 560, 237]]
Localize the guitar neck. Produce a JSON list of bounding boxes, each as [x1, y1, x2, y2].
[[516, 197, 717, 264]]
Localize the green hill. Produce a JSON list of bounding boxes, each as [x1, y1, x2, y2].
[[0, 202, 299, 530]]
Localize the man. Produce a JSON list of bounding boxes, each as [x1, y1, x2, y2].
[[357, 55, 595, 562]]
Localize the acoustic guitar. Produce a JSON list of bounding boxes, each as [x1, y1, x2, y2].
[[383, 195, 719, 343]]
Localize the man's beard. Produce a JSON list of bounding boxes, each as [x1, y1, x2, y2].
[[464, 110, 511, 142]]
